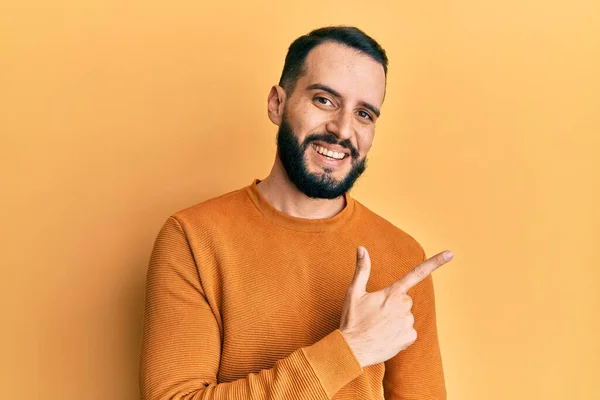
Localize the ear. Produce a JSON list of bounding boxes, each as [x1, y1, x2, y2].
[[267, 85, 287, 126]]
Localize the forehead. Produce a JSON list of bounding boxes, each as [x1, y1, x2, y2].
[[299, 41, 386, 106]]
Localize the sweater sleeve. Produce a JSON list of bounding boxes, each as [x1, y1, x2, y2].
[[382, 249, 446, 400], [139, 217, 363, 400]]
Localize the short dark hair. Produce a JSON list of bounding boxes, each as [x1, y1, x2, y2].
[[278, 26, 388, 95]]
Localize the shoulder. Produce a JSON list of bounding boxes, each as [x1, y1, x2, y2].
[[169, 185, 254, 233], [353, 198, 426, 260]]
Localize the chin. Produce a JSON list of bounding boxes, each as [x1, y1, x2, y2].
[[308, 166, 349, 182]]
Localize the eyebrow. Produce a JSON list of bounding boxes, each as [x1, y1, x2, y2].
[[306, 83, 381, 118]]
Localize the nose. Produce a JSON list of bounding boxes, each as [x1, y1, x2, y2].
[[325, 109, 354, 141]]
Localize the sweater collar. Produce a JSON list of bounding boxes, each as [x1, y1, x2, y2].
[[245, 179, 356, 232]]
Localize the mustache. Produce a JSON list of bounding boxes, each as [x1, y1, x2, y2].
[[302, 133, 360, 159]]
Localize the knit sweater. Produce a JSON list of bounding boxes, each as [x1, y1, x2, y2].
[[139, 179, 445, 400]]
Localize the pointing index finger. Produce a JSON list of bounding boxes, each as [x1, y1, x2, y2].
[[392, 250, 453, 294]]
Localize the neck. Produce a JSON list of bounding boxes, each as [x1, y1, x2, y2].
[[257, 156, 346, 219]]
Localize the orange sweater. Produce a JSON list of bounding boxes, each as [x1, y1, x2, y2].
[[139, 180, 445, 399]]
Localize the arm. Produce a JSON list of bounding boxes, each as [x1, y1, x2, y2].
[[382, 273, 446, 400], [139, 217, 363, 400]]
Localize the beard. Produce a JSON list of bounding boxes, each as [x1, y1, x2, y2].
[[276, 113, 367, 200]]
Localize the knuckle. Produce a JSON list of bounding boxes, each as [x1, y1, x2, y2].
[[407, 313, 415, 326], [356, 261, 369, 273], [415, 264, 428, 279], [403, 295, 413, 310], [410, 329, 418, 343]]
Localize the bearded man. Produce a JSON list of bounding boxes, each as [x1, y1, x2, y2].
[[140, 26, 453, 400]]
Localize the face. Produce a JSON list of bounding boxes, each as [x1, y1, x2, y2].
[[269, 42, 386, 199], [276, 113, 366, 199]]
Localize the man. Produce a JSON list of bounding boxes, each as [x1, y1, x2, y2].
[[139, 26, 453, 400]]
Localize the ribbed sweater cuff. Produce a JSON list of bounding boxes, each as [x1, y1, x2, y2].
[[302, 329, 364, 398]]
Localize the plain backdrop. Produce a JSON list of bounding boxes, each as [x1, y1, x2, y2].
[[1, 1, 599, 399]]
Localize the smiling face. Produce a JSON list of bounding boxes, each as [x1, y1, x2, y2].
[[269, 41, 387, 199]]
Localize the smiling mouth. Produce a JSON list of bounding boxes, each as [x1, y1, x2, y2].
[[310, 143, 348, 160]]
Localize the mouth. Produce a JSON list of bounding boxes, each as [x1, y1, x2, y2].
[[310, 143, 349, 161]]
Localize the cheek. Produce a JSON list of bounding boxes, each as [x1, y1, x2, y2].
[[356, 131, 375, 156], [299, 105, 330, 128], [288, 104, 327, 138]]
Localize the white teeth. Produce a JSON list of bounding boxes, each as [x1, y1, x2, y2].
[[312, 144, 345, 160]]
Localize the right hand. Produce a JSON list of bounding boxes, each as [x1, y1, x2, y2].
[[339, 246, 453, 368]]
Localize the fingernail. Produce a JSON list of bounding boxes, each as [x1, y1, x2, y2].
[[444, 251, 453, 261], [357, 247, 365, 259]]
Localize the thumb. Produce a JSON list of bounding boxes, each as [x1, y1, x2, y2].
[[350, 246, 372, 295]]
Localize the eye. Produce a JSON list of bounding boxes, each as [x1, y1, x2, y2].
[[357, 110, 373, 121], [315, 96, 333, 106]]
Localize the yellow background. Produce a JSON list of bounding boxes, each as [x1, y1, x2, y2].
[[1, 1, 599, 399]]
